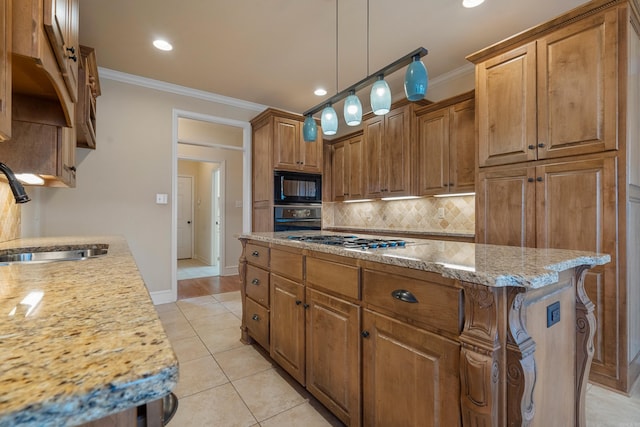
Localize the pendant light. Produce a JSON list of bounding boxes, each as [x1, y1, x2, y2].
[[344, 91, 362, 126], [321, 104, 338, 135], [404, 54, 428, 101], [370, 75, 391, 115], [303, 114, 317, 142]]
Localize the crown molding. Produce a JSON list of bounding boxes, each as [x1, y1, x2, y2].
[[428, 62, 475, 88], [98, 67, 268, 113]]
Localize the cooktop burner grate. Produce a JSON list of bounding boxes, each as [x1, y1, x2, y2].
[[286, 235, 408, 249]]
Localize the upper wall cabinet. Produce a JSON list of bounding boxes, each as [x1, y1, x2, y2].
[[272, 115, 323, 174], [415, 91, 475, 196], [12, 0, 79, 127], [76, 45, 100, 149], [473, 8, 618, 167], [363, 103, 412, 198], [330, 132, 364, 202], [0, 0, 10, 141]]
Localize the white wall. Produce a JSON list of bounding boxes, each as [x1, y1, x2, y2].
[[21, 75, 261, 297]]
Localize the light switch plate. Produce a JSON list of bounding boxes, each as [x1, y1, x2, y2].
[[156, 193, 168, 204]]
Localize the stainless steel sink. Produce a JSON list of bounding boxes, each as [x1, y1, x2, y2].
[[0, 247, 108, 265]]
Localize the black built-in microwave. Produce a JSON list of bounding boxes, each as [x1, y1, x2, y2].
[[274, 171, 322, 204]]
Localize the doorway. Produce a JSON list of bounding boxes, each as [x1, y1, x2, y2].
[[171, 109, 252, 302], [177, 175, 193, 260]]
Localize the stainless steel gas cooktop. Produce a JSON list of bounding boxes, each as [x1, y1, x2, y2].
[[286, 234, 408, 250]]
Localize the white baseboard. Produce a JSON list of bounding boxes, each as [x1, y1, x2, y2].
[[222, 265, 239, 276], [151, 289, 176, 305]]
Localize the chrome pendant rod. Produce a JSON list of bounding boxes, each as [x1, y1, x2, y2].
[[302, 47, 428, 117]]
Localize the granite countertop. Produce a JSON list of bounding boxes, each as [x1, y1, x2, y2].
[[240, 231, 611, 289], [0, 236, 178, 427]]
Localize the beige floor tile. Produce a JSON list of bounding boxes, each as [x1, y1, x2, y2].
[[178, 299, 230, 321], [156, 304, 187, 324], [190, 311, 242, 335], [221, 299, 243, 314], [173, 355, 229, 398], [214, 290, 241, 303], [585, 383, 640, 426], [155, 302, 180, 314], [162, 316, 197, 341], [170, 335, 210, 364], [233, 368, 307, 422], [214, 345, 273, 380], [260, 401, 344, 427], [199, 326, 245, 354], [168, 383, 257, 427]]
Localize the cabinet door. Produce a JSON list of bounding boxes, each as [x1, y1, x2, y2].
[[477, 42, 537, 167], [273, 117, 300, 171], [416, 107, 449, 196], [252, 122, 273, 204], [346, 135, 364, 199], [299, 126, 323, 173], [60, 126, 76, 187], [449, 98, 475, 192], [331, 142, 346, 202], [363, 115, 385, 197], [252, 204, 273, 232], [270, 273, 305, 385], [384, 106, 411, 196], [0, 0, 9, 141], [306, 288, 361, 426], [362, 310, 461, 427], [535, 157, 618, 378], [537, 9, 618, 159], [43, 0, 79, 102], [476, 166, 536, 247]]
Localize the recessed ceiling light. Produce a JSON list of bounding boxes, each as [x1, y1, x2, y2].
[[314, 88, 327, 96], [153, 39, 173, 51], [462, 0, 485, 8]]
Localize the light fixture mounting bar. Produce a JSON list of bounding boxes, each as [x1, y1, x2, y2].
[[303, 47, 428, 117]]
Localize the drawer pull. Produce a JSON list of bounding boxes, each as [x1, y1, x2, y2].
[[391, 289, 419, 303], [251, 314, 260, 321], [251, 250, 260, 257], [251, 278, 260, 285]]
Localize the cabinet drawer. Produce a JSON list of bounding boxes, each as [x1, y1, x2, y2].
[[246, 242, 269, 269], [245, 297, 269, 350], [246, 265, 269, 307], [306, 257, 359, 300], [271, 246, 303, 281], [362, 269, 462, 335]]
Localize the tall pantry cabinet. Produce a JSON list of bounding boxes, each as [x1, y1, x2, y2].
[[469, 0, 640, 393]]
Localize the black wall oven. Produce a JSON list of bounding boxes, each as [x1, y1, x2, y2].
[[274, 171, 322, 205], [274, 205, 322, 231]]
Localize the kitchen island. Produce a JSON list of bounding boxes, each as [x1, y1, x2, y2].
[[0, 236, 178, 427], [239, 231, 610, 426]]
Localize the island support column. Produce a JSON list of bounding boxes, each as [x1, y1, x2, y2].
[[238, 238, 251, 344], [574, 265, 596, 427]]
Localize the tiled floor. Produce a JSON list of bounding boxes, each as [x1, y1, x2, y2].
[[156, 292, 640, 426], [177, 258, 219, 280]]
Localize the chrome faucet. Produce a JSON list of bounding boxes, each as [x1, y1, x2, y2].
[[0, 162, 30, 204]]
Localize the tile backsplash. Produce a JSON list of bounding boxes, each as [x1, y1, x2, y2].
[[0, 182, 21, 242], [323, 195, 475, 234]]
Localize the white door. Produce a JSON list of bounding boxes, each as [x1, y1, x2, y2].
[[177, 176, 193, 259]]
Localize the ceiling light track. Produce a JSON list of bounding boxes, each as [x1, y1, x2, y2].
[[303, 46, 428, 118]]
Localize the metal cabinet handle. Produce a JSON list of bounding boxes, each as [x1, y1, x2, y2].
[[251, 251, 260, 257], [391, 289, 419, 303], [295, 300, 302, 305], [536, 177, 543, 182], [538, 143, 546, 148], [303, 303, 310, 309], [528, 144, 535, 150], [251, 278, 260, 285], [528, 178, 534, 183], [361, 331, 370, 338], [251, 314, 260, 321]]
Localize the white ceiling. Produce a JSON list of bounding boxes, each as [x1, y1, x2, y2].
[[79, 0, 589, 116]]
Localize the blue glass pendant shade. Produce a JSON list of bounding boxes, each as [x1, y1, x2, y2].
[[321, 105, 338, 135], [370, 75, 391, 115], [303, 115, 318, 142], [404, 55, 428, 101], [344, 91, 362, 126]]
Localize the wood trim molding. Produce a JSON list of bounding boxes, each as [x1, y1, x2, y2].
[[575, 264, 597, 427]]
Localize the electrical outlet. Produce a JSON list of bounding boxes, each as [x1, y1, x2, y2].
[[546, 301, 561, 328], [437, 207, 445, 219]]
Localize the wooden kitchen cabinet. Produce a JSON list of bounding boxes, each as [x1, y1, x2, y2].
[[362, 309, 460, 427], [330, 132, 364, 202], [474, 7, 617, 168], [76, 45, 100, 149], [470, 0, 640, 393], [0, 0, 10, 141], [363, 103, 412, 198], [43, 0, 79, 103], [415, 91, 475, 196], [272, 115, 323, 173]]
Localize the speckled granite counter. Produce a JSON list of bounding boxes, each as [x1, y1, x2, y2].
[[0, 236, 178, 427], [240, 231, 610, 289]]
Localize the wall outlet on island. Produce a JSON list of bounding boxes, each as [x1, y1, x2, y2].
[[437, 207, 445, 219]]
